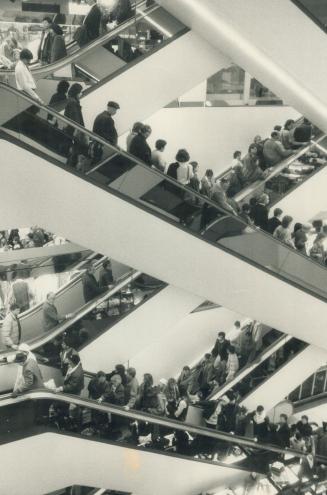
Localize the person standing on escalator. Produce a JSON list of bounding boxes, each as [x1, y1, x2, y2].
[[84, 0, 102, 42], [82, 263, 107, 303], [15, 49, 44, 104], [93, 101, 120, 146], [129, 124, 152, 166], [38, 17, 53, 65]]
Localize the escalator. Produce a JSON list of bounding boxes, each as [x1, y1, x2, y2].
[[0, 1, 230, 133], [2, 85, 327, 350], [0, 390, 325, 495], [157, 0, 327, 136]]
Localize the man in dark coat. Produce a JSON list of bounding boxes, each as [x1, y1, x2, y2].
[[42, 292, 72, 332], [82, 263, 106, 303], [211, 331, 230, 362], [83, 0, 102, 42], [129, 124, 152, 165], [93, 101, 120, 146], [38, 17, 53, 64]]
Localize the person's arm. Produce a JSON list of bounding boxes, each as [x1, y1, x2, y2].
[[276, 141, 293, 159], [174, 399, 187, 418], [16, 368, 34, 393]]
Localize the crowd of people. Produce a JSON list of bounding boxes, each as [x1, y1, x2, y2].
[[0, 226, 61, 252]]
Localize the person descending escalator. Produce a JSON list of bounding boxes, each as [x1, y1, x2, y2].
[[129, 125, 152, 166], [93, 101, 120, 146], [49, 23, 67, 64], [37, 17, 53, 65], [81, 262, 107, 303]]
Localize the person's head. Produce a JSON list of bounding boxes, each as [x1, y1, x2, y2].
[[107, 101, 120, 116], [102, 259, 111, 270], [303, 118, 311, 125], [85, 262, 96, 275], [132, 122, 143, 134], [68, 83, 83, 100], [274, 125, 282, 132], [234, 320, 241, 329], [281, 215, 293, 229], [9, 303, 20, 317], [182, 365, 191, 376], [274, 207, 283, 219], [127, 367, 136, 380], [233, 150, 241, 160], [259, 193, 269, 206], [271, 131, 280, 140], [19, 48, 33, 65], [248, 144, 257, 157], [140, 124, 152, 139], [241, 204, 251, 215], [50, 23, 63, 36], [175, 148, 190, 163], [301, 415, 309, 424], [56, 80, 69, 96], [302, 223, 312, 233], [167, 377, 177, 388], [280, 413, 288, 424], [253, 135, 262, 144], [47, 292, 56, 305], [284, 119, 295, 131], [205, 168, 214, 179], [155, 139, 167, 152], [204, 353, 211, 362], [42, 17, 52, 31], [228, 345, 236, 355], [115, 363, 126, 376], [220, 177, 229, 191], [218, 331, 226, 342], [111, 374, 122, 387], [293, 222, 302, 233], [190, 161, 199, 174], [14, 352, 27, 366], [69, 353, 80, 367], [143, 373, 153, 387], [96, 371, 106, 383], [256, 405, 264, 414]]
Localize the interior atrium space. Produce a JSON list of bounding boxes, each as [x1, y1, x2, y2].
[[1, 0, 327, 494]]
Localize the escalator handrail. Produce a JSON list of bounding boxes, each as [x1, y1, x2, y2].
[[207, 334, 293, 401], [1, 388, 323, 461], [2, 83, 327, 305], [291, 0, 327, 33], [0, 269, 141, 357], [0, 251, 104, 326], [0, 0, 153, 78]]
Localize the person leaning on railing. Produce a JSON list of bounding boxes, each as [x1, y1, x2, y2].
[[15, 49, 44, 105]]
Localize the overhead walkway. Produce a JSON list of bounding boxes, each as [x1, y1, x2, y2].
[[2, 86, 327, 350], [1, 1, 230, 133], [157, 0, 327, 135], [0, 391, 324, 495]]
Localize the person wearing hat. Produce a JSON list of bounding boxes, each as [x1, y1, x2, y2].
[[12, 346, 44, 397], [92, 101, 120, 146]]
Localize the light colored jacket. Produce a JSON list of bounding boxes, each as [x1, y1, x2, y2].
[[15, 357, 44, 393], [2, 312, 20, 348]]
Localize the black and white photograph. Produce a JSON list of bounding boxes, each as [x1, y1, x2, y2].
[[0, 0, 327, 494]]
